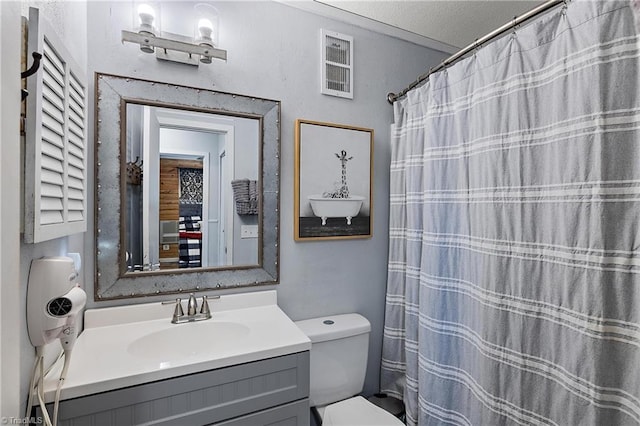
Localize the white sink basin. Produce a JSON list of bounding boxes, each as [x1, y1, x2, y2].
[[42, 291, 311, 402], [127, 321, 251, 361]]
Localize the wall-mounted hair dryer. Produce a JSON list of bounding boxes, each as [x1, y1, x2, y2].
[[26, 256, 87, 426], [27, 256, 87, 351]]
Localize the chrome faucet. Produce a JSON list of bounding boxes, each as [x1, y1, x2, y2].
[[187, 294, 198, 316], [168, 294, 216, 324]]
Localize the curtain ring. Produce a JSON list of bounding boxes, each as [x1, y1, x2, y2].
[[511, 16, 519, 38]]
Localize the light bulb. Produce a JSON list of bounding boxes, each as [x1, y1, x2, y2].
[[137, 3, 156, 53], [138, 4, 155, 28], [197, 18, 214, 64], [198, 18, 213, 41]]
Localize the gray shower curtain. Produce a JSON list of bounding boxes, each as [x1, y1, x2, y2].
[[381, 1, 640, 425]]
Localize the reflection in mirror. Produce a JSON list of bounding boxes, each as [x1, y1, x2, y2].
[[124, 104, 259, 272], [94, 73, 280, 300]]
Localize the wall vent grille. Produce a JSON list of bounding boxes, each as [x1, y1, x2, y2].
[[321, 30, 353, 99], [160, 220, 179, 244]]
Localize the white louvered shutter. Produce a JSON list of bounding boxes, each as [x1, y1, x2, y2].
[[24, 7, 87, 243], [321, 29, 354, 99]]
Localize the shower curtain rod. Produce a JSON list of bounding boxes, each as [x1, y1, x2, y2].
[[386, 0, 565, 104]]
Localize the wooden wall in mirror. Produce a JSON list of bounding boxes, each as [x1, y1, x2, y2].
[[95, 73, 280, 300]]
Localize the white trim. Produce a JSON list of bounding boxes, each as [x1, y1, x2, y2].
[[203, 154, 210, 266], [221, 131, 235, 265], [218, 151, 227, 265], [0, 1, 22, 417], [274, 0, 458, 54], [142, 106, 160, 267]]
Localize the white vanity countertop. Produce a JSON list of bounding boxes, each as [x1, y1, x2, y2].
[[43, 290, 311, 402]]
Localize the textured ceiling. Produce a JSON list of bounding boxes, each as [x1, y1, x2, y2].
[[314, 0, 544, 50]]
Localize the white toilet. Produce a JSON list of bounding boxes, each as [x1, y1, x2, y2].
[[295, 313, 404, 426]]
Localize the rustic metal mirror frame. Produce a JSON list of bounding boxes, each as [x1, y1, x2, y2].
[[95, 73, 280, 300]]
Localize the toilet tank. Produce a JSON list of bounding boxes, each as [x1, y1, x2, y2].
[[295, 313, 371, 407]]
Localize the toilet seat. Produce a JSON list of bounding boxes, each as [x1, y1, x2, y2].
[[321, 396, 404, 426]]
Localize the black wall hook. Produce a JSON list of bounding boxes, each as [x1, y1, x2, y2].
[[21, 51, 42, 101]]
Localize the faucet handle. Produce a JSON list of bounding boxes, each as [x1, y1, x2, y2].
[[172, 298, 184, 323], [200, 295, 211, 317], [187, 293, 198, 316]]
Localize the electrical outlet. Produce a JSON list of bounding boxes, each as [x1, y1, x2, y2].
[[162, 244, 170, 251]]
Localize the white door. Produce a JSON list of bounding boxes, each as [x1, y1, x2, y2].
[[218, 150, 227, 265]]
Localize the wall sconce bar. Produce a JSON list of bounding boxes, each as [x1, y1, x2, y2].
[[121, 30, 227, 66]]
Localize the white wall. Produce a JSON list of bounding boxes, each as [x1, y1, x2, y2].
[[9, 0, 88, 416], [1, 1, 23, 418], [85, 0, 448, 396]]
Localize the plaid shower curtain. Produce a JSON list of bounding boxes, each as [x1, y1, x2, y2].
[[381, 1, 640, 425]]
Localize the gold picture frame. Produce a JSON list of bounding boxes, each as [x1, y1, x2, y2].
[[294, 119, 374, 241]]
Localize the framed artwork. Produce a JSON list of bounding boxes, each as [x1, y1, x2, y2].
[[294, 119, 374, 241]]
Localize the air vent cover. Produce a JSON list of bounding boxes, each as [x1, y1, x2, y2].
[[321, 29, 353, 99]]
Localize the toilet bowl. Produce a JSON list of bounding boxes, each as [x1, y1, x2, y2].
[[295, 314, 404, 425], [322, 396, 404, 426]]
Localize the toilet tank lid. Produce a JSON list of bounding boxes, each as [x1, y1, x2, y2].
[[295, 313, 371, 343]]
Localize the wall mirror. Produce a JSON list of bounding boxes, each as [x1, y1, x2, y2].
[[95, 73, 280, 300]]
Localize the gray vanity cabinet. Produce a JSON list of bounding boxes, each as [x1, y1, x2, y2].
[[43, 352, 310, 426]]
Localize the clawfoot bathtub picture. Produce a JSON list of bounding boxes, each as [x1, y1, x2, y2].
[[294, 119, 373, 241]]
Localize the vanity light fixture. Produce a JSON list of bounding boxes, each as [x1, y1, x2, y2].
[[136, 3, 156, 53], [196, 18, 215, 64], [121, 3, 227, 66]]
